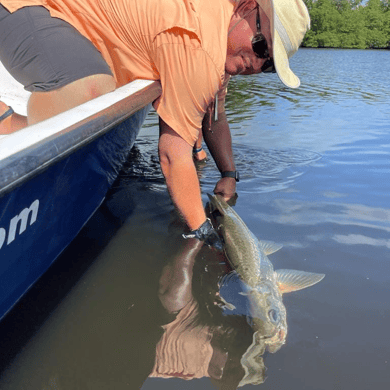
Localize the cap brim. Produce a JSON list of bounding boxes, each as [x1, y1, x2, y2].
[[273, 31, 300, 88], [258, 0, 301, 89]]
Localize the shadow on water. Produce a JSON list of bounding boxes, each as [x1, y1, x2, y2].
[[0, 144, 170, 388], [0, 181, 134, 375], [144, 195, 325, 390]]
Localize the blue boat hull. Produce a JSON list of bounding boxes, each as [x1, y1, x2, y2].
[[0, 105, 151, 320]]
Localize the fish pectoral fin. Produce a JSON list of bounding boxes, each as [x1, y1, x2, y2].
[[275, 269, 325, 293], [257, 240, 283, 256]]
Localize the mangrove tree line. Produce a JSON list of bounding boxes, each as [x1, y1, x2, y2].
[[302, 0, 390, 49]]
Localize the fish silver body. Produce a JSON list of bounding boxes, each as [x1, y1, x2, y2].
[[207, 194, 325, 358]]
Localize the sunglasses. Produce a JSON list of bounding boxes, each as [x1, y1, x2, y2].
[[252, 6, 276, 73]]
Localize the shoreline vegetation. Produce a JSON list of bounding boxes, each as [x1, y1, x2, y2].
[[302, 0, 390, 49]]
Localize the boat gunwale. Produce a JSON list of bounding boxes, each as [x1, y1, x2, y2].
[[0, 80, 162, 198]]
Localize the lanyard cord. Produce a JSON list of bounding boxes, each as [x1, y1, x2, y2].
[[228, 7, 257, 35]]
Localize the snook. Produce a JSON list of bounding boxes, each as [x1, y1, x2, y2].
[[207, 194, 325, 367]]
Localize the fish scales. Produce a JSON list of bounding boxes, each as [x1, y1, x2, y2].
[[207, 193, 325, 365], [208, 194, 269, 287]]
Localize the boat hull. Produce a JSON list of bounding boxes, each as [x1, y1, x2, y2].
[[0, 102, 153, 320]]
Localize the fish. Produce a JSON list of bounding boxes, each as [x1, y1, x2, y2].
[[207, 193, 325, 382]]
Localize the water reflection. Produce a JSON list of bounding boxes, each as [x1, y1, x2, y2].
[[225, 48, 388, 125], [117, 138, 322, 197], [333, 234, 390, 249], [260, 198, 390, 234], [118, 140, 165, 192], [147, 199, 325, 389], [0, 183, 168, 389], [197, 144, 321, 194], [149, 220, 254, 388]]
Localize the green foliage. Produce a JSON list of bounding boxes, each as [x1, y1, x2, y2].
[[302, 0, 390, 49]]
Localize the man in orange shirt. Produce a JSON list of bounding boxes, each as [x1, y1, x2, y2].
[[0, 0, 310, 249]]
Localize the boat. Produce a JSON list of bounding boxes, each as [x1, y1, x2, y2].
[[0, 63, 161, 321]]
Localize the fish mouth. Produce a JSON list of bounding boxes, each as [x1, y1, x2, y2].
[[259, 328, 286, 346], [264, 329, 286, 353]]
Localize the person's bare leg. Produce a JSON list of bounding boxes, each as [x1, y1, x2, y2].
[[27, 74, 116, 125], [0, 74, 115, 134], [0, 101, 27, 134]]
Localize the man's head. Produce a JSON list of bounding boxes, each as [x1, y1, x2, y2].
[[226, 0, 310, 88]]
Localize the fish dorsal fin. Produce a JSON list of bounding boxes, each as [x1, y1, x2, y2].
[[258, 240, 283, 256], [276, 269, 325, 293]]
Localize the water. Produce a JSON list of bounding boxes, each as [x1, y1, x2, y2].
[[1, 48, 390, 389]]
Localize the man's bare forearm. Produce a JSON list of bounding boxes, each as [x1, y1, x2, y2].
[[202, 110, 236, 173], [159, 118, 206, 230], [202, 109, 237, 200]]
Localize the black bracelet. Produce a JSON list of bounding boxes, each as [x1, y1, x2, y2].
[[221, 171, 240, 182], [193, 146, 204, 153], [0, 106, 14, 122], [182, 218, 223, 251]]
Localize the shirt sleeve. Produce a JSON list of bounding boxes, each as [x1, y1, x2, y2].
[[151, 28, 222, 146]]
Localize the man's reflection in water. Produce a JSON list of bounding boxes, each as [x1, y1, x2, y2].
[[149, 221, 265, 389]]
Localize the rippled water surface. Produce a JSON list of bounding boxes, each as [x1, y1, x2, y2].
[[1, 49, 389, 389]]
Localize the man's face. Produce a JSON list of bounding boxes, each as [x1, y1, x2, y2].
[[225, 3, 273, 76]]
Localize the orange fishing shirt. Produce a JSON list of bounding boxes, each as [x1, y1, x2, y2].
[[1, 0, 235, 145]]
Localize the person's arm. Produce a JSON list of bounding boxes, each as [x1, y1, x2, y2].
[[202, 80, 237, 201], [158, 117, 207, 231], [153, 31, 232, 233], [158, 119, 223, 250]]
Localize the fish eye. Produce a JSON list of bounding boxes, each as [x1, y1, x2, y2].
[[268, 309, 279, 323]]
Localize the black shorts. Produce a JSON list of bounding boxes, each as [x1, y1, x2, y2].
[[0, 5, 113, 92]]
